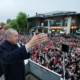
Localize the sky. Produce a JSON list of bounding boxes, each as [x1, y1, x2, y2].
[[0, 0, 80, 23]]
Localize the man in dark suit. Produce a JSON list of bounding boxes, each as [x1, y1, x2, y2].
[[0, 63, 3, 77], [0, 28, 47, 80]]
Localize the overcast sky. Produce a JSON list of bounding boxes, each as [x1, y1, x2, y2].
[[0, 0, 80, 23]]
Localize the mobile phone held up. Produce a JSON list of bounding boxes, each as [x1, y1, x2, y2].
[[31, 29, 39, 37]]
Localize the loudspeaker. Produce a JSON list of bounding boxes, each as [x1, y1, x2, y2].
[[62, 44, 69, 53]]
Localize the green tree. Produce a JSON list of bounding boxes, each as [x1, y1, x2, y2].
[[7, 19, 12, 23], [0, 22, 5, 26], [10, 19, 18, 30], [16, 12, 27, 33], [3, 25, 11, 30]]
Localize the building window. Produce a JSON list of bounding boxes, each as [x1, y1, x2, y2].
[[56, 20, 63, 26], [30, 21, 39, 27], [71, 19, 75, 26], [76, 19, 80, 30], [50, 20, 56, 26], [50, 20, 65, 26], [64, 20, 67, 26], [40, 21, 48, 26], [36, 21, 39, 27]]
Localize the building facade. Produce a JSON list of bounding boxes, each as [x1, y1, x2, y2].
[[28, 11, 80, 34]]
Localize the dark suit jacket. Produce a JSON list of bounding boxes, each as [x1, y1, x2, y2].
[[0, 40, 30, 80], [0, 62, 3, 77]]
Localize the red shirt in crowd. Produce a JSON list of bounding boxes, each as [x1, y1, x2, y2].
[[35, 52, 37, 57]]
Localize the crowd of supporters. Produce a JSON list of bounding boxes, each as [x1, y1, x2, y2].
[[29, 34, 80, 80], [0, 30, 80, 80]]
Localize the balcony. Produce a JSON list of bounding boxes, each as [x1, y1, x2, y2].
[[25, 59, 61, 80]]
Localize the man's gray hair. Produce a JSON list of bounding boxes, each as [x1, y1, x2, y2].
[[5, 28, 17, 39]]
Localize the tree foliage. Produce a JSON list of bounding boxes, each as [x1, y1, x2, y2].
[[16, 12, 27, 33], [7, 19, 12, 23], [3, 25, 11, 30], [0, 22, 5, 26], [3, 12, 28, 34], [10, 19, 18, 30]]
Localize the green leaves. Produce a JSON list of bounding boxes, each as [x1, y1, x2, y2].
[[16, 12, 27, 33], [3, 25, 11, 30], [0, 22, 5, 26], [6, 19, 12, 23], [10, 19, 18, 30], [3, 12, 28, 34], [2, 12, 28, 33]]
